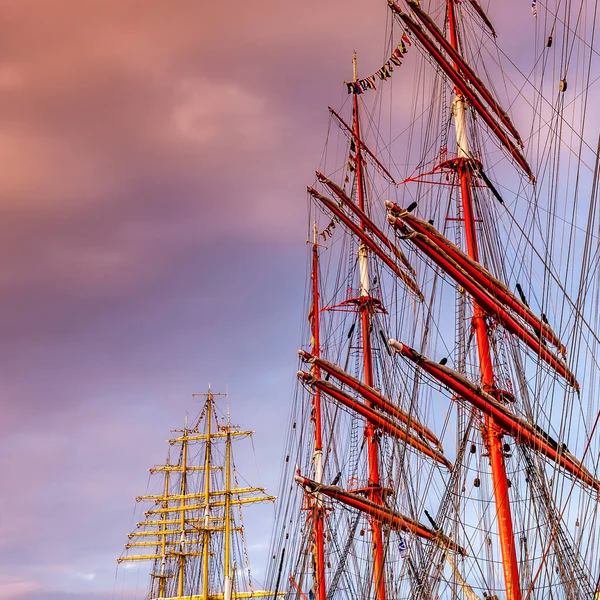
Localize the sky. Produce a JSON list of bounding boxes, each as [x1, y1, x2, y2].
[[0, 2, 392, 599], [0, 1, 582, 599]]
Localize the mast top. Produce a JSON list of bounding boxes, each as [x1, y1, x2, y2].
[[352, 51, 358, 82], [185, 387, 228, 433], [192, 386, 227, 400]]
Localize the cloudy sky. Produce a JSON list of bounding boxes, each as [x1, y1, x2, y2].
[[0, 1, 394, 599], [0, 1, 570, 599]]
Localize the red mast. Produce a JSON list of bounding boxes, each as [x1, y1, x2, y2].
[[352, 52, 387, 600], [447, 1, 522, 598], [309, 222, 327, 600]]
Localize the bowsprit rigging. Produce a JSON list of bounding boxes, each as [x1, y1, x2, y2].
[[266, 0, 600, 598]]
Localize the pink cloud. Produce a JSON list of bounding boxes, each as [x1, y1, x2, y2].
[[0, 577, 43, 599]]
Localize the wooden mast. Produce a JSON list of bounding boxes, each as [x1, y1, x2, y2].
[[352, 52, 387, 600], [178, 416, 189, 596], [202, 389, 213, 600], [224, 409, 232, 600], [158, 449, 171, 597], [447, 1, 522, 598], [310, 222, 327, 600]]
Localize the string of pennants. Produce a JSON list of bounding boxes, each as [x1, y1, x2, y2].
[[345, 138, 358, 182], [320, 219, 336, 241], [345, 33, 412, 94]]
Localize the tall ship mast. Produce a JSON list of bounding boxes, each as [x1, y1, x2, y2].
[[268, 0, 600, 599], [117, 387, 276, 600]]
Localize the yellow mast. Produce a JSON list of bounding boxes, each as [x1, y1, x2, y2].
[[158, 448, 171, 598], [178, 417, 189, 596], [224, 411, 232, 600], [202, 389, 213, 600]]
